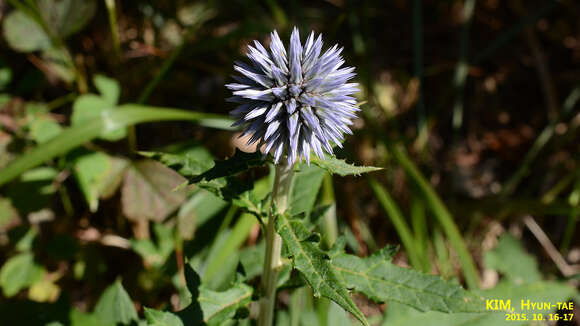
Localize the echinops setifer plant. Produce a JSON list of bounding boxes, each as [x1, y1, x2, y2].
[[140, 26, 485, 326], [228, 27, 360, 326], [224, 27, 484, 326]]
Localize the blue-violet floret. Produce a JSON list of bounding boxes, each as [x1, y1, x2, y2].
[[227, 27, 359, 165]]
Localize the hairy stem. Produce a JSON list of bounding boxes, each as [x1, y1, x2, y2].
[[259, 161, 294, 326]]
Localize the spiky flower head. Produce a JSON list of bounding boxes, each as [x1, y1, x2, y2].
[[227, 27, 359, 166]]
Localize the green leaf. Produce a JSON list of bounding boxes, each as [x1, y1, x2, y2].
[[138, 151, 214, 179], [0, 60, 13, 90], [94, 74, 120, 105], [2, 11, 51, 52], [71, 94, 126, 141], [142, 149, 267, 216], [190, 149, 265, 183], [0, 252, 45, 297], [72, 151, 113, 212], [37, 0, 97, 38], [42, 46, 76, 83], [385, 142, 480, 289], [94, 280, 138, 325], [132, 222, 175, 266], [29, 116, 62, 144], [0, 105, 233, 187], [275, 213, 369, 326], [382, 281, 576, 326], [0, 197, 19, 230], [311, 157, 382, 176], [178, 264, 253, 326], [483, 234, 541, 284], [331, 247, 486, 313], [289, 164, 325, 216], [144, 308, 184, 326], [200, 282, 253, 325], [5, 167, 58, 214], [121, 160, 187, 222], [70, 309, 115, 326], [177, 189, 227, 239]]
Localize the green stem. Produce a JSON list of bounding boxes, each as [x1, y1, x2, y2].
[[104, 0, 122, 61], [259, 161, 294, 326]]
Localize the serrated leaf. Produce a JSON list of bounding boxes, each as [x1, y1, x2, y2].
[[141, 150, 265, 217], [121, 160, 187, 222], [3, 11, 51, 52], [483, 234, 541, 284], [311, 157, 382, 176], [138, 150, 214, 179], [331, 248, 485, 313], [190, 149, 265, 183], [94, 280, 138, 325], [145, 308, 184, 326], [0, 253, 45, 297], [94, 75, 120, 105], [382, 281, 576, 326], [199, 283, 253, 325], [275, 214, 369, 326]]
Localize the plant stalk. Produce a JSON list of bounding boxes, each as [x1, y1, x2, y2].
[[259, 161, 294, 326]]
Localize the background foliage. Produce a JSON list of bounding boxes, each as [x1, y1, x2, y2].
[[0, 0, 579, 325]]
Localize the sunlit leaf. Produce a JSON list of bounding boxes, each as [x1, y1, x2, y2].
[[0, 105, 233, 187], [483, 234, 541, 284], [71, 94, 126, 141], [72, 151, 112, 212], [144, 307, 184, 326], [331, 244, 486, 313], [0, 253, 45, 297], [94, 280, 138, 325], [177, 264, 253, 326], [311, 157, 382, 176], [29, 117, 62, 144], [382, 281, 576, 326], [275, 213, 369, 326], [94, 75, 120, 105]]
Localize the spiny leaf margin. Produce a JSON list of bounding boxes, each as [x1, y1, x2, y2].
[[311, 156, 382, 176], [330, 239, 486, 313], [275, 213, 369, 326]]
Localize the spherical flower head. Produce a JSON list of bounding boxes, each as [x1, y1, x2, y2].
[[227, 27, 359, 166]]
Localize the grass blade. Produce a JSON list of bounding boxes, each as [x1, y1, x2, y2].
[[385, 141, 480, 289], [368, 178, 422, 270], [0, 104, 233, 187]]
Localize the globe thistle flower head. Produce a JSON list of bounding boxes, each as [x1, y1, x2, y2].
[[227, 27, 359, 166]]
